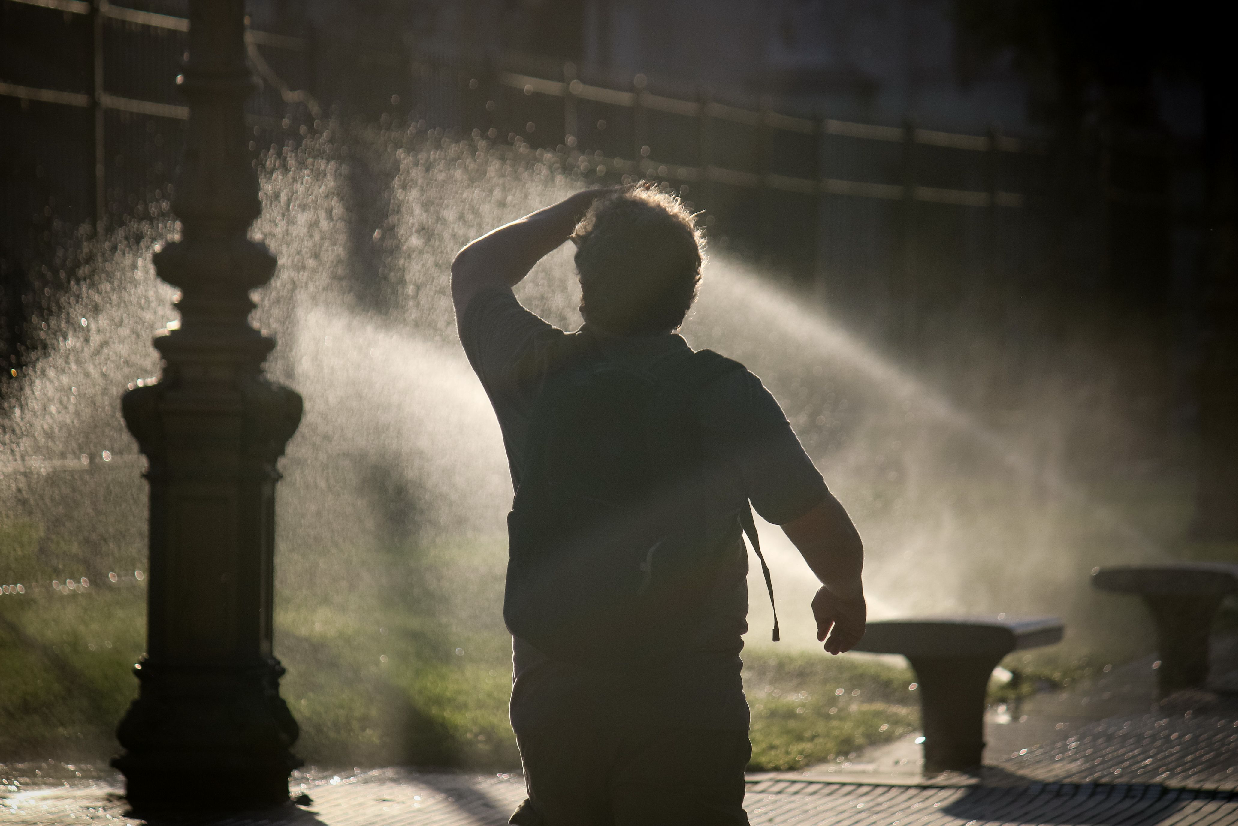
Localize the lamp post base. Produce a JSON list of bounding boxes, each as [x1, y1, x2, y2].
[[113, 658, 301, 814]]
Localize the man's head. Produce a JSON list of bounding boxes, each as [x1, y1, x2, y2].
[[572, 185, 705, 335]]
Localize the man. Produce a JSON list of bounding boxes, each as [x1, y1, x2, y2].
[[453, 185, 866, 826]]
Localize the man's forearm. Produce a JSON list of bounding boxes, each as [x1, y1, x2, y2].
[[781, 493, 864, 599], [451, 189, 607, 313]]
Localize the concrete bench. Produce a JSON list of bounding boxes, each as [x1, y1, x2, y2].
[[852, 616, 1064, 774], [1092, 563, 1238, 697]]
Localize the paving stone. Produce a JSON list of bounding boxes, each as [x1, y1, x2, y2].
[[6, 773, 1238, 825], [998, 691, 1238, 791]]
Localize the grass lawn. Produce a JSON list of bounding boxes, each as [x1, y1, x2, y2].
[[0, 516, 927, 773], [0, 581, 924, 772], [5, 515, 1217, 774]]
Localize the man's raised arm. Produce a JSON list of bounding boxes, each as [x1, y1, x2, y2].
[[781, 492, 866, 655], [451, 188, 612, 317]]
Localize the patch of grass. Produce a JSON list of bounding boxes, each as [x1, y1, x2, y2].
[[743, 649, 919, 771], [987, 649, 1113, 704], [0, 588, 145, 758]]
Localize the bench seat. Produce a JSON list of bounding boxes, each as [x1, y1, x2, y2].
[[852, 615, 1064, 775], [855, 616, 1064, 659], [1092, 563, 1238, 696]]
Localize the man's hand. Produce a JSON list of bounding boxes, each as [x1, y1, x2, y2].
[[812, 585, 866, 655], [780, 493, 865, 654], [450, 187, 620, 318]]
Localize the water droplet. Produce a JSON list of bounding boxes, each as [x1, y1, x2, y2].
[[101, 450, 111, 461], [135, 570, 145, 581], [379, 654, 388, 663], [455, 647, 465, 656], [80, 577, 89, 588], [109, 572, 117, 582]]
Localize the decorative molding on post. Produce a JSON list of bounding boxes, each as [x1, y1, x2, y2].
[[113, 0, 303, 813]]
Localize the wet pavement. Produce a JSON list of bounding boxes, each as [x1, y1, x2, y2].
[[4, 636, 1238, 825]]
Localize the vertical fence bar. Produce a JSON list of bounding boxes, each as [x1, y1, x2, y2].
[[984, 124, 1002, 335], [632, 72, 647, 173], [1098, 122, 1113, 297], [304, 22, 318, 113], [485, 54, 502, 141], [812, 113, 826, 300], [697, 87, 712, 214], [90, 0, 105, 231], [563, 61, 578, 149], [898, 117, 917, 353], [757, 97, 772, 258]]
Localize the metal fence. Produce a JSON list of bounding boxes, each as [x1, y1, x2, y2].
[[5, 0, 1152, 377]]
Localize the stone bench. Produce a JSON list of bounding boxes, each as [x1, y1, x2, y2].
[[1092, 563, 1238, 697], [852, 616, 1064, 774]]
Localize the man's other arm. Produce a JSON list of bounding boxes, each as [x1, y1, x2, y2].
[[451, 188, 611, 318], [781, 493, 866, 655]]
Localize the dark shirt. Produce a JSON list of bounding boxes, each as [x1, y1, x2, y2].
[[459, 287, 828, 732]]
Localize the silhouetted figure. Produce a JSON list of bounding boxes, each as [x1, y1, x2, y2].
[[453, 185, 866, 826]]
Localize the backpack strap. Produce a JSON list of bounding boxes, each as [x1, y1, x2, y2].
[[739, 505, 780, 642]]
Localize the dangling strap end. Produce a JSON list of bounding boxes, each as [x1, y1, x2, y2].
[[771, 623, 780, 643]]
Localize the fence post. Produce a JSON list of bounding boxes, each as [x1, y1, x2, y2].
[[90, 0, 105, 232], [697, 87, 712, 215], [898, 117, 917, 354], [563, 61, 578, 150], [484, 54, 502, 141], [812, 113, 826, 301], [984, 124, 1002, 330], [632, 73, 648, 175], [758, 97, 772, 260], [304, 22, 319, 118]]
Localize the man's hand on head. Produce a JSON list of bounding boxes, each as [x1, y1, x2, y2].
[[450, 187, 627, 318], [812, 585, 866, 655]]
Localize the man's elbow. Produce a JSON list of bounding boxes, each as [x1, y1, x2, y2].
[[451, 243, 475, 282]]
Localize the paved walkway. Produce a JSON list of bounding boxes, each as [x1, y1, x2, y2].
[[4, 637, 1238, 824]]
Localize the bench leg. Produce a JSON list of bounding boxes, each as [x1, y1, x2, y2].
[[1142, 594, 1224, 697], [906, 654, 1004, 774]]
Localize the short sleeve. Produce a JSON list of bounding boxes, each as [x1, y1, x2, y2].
[[698, 369, 828, 525], [458, 287, 566, 398]]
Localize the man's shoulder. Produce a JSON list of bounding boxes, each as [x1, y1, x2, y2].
[[686, 348, 747, 380], [681, 349, 758, 399], [458, 287, 573, 387]]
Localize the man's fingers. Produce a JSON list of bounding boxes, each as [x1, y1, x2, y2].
[[812, 586, 867, 653]]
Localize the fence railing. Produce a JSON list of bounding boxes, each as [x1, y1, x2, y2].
[[3, 0, 1083, 367], [1, 0, 1031, 223]]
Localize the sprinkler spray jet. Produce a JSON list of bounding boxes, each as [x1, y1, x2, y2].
[[111, 0, 304, 812]]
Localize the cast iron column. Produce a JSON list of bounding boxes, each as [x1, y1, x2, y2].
[[113, 0, 303, 812]]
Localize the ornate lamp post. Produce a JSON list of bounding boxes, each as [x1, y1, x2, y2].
[[113, 0, 303, 812]]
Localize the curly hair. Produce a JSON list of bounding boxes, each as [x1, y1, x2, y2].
[[571, 185, 705, 335]]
